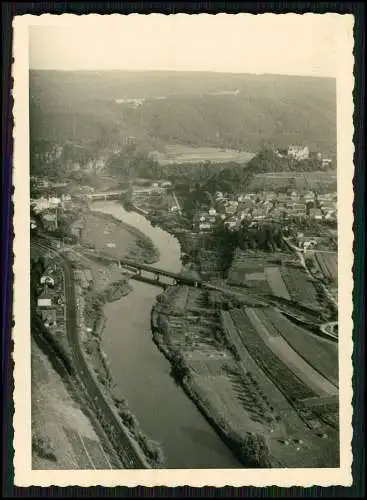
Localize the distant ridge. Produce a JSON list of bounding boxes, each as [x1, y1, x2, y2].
[[30, 70, 336, 154]]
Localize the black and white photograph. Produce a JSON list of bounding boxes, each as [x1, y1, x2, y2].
[[12, 13, 354, 487]]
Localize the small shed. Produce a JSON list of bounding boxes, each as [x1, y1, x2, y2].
[[37, 298, 52, 308]]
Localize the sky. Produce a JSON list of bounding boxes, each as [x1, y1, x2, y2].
[[28, 14, 351, 77]]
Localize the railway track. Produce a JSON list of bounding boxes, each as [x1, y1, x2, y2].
[[32, 237, 147, 469]]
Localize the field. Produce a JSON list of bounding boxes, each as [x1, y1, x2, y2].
[[264, 267, 291, 300], [81, 213, 136, 257], [227, 250, 276, 286], [220, 309, 340, 467], [245, 308, 338, 397], [227, 251, 310, 303], [314, 252, 338, 281], [149, 144, 255, 165], [159, 278, 339, 467], [163, 284, 189, 311], [249, 171, 337, 192], [280, 266, 320, 308], [81, 212, 157, 264], [191, 370, 277, 435], [229, 308, 317, 402], [260, 308, 339, 387]]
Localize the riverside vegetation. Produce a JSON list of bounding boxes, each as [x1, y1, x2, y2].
[[77, 215, 166, 468]]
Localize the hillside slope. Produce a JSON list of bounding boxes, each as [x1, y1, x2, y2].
[[30, 70, 337, 154]]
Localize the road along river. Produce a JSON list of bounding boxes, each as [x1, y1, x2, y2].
[[90, 201, 241, 469]]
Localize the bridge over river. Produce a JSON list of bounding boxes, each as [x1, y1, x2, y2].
[[87, 190, 129, 201], [119, 258, 201, 287], [80, 248, 328, 332], [118, 260, 331, 333]]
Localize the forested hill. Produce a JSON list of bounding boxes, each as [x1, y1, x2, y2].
[[30, 70, 336, 154]]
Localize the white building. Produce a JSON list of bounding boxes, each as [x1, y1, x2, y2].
[[49, 197, 61, 207], [37, 298, 52, 308], [31, 196, 61, 212], [288, 145, 310, 161], [31, 197, 50, 213], [40, 276, 55, 287], [303, 240, 317, 250], [322, 158, 333, 167]]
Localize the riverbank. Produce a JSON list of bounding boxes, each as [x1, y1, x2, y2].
[[141, 204, 338, 469], [78, 260, 166, 468], [129, 204, 267, 466], [64, 207, 166, 468], [150, 302, 273, 468], [71, 199, 338, 468], [86, 201, 242, 468], [150, 285, 339, 468]]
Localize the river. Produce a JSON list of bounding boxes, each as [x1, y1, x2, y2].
[[90, 201, 241, 469]]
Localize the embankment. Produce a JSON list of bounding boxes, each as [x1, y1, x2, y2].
[[82, 274, 165, 468], [31, 313, 75, 377]]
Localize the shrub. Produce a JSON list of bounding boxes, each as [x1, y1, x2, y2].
[[118, 408, 139, 431], [241, 433, 272, 468], [32, 434, 57, 462], [136, 433, 164, 466]]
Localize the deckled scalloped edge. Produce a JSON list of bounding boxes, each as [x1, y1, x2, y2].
[[11, 12, 356, 488]]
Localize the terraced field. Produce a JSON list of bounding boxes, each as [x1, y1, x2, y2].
[[260, 308, 338, 386], [229, 309, 317, 402], [166, 285, 189, 310], [280, 266, 320, 308], [314, 252, 338, 281], [221, 311, 290, 408], [264, 267, 291, 300], [245, 272, 266, 281], [204, 309, 341, 467], [245, 308, 338, 397]]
